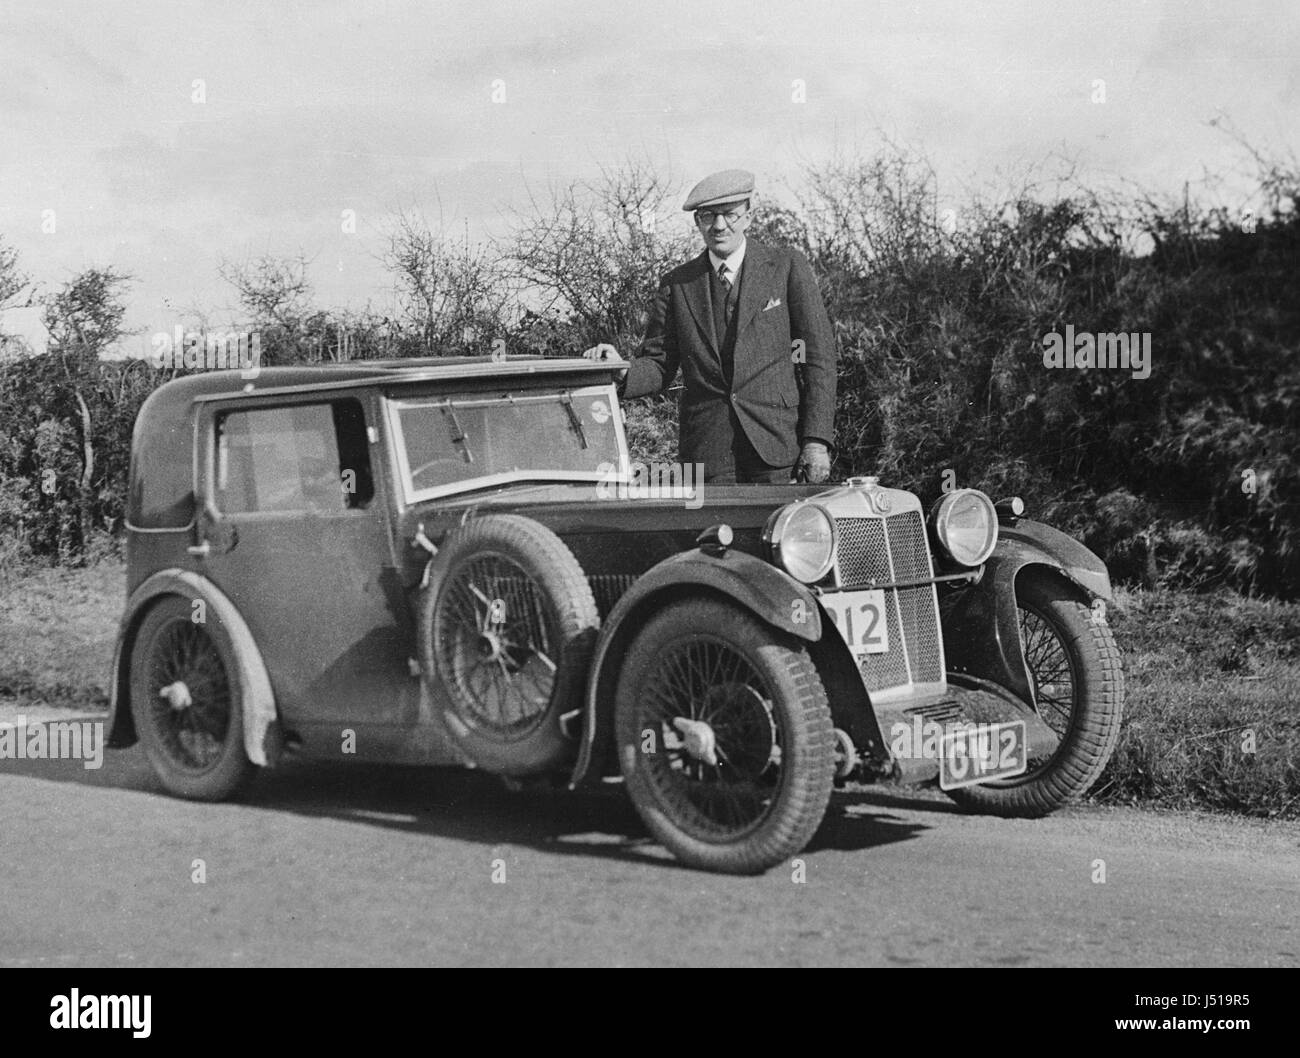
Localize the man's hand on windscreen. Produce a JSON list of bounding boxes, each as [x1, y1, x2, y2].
[[582, 344, 623, 362]]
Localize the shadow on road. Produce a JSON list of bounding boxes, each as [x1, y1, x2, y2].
[[1, 716, 937, 870], [808, 788, 955, 854]]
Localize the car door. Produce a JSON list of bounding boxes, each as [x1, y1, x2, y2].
[[190, 393, 418, 749]]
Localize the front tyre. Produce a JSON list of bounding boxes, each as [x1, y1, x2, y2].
[[614, 598, 835, 874], [947, 570, 1124, 817], [129, 595, 255, 801]]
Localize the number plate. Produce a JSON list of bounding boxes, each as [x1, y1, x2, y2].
[[820, 589, 890, 661], [938, 720, 1028, 790]]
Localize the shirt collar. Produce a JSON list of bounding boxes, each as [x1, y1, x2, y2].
[[708, 237, 747, 278]]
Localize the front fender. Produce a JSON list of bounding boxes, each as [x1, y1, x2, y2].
[[569, 548, 821, 787], [108, 569, 280, 767], [942, 520, 1112, 704], [999, 519, 1113, 601]]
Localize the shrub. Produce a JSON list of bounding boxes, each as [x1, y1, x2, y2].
[[2, 148, 1297, 594]]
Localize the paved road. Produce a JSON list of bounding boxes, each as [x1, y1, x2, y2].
[[2, 712, 1297, 967]]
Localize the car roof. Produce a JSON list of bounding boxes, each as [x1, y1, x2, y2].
[[127, 356, 623, 520], [141, 355, 621, 409]]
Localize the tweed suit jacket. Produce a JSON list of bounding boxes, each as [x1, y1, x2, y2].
[[623, 239, 837, 470]]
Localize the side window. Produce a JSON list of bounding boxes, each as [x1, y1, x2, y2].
[[215, 400, 374, 514]]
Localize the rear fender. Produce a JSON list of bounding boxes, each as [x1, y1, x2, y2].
[[108, 569, 281, 766], [942, 521, 1112, 704], [569, 548, 821, 787]]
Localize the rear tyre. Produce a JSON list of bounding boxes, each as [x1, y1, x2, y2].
[[946, 570, 1124, 817], [417, 514, 599, 776], [614, 598, 835, 874], [129, 596, 255, 801]]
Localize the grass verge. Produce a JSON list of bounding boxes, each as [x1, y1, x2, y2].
[[0, 559, 123, 710], [1094, 586, 1299, 819]]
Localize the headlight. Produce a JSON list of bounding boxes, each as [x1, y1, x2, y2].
[[932, 489, 997, 567], [766, 502, 836, 583]]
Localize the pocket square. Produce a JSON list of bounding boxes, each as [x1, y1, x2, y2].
[[762, 297, 782, 311]]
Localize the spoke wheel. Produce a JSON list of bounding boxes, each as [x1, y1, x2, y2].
[[130, 596, 254, 801], [947, 571, 1124, 817], [438, 554, 560, 741], [1017, 604, 1077, 766], [640, 643, 781, 839], [148, 622, 231, 769], [615, 598, 834, 874], [418, 514, 599, 776]]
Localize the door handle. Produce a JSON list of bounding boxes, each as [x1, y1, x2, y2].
[[187, 542, 211, 558]]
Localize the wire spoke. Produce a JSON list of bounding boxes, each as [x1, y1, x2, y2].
[[634, 634, 781, 840], [437, 555, 561, 739], [149, 619, 230, 772], [1017, 604, 1080, 761]]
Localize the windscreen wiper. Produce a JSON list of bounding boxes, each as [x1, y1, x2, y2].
[[441, 402, 474, 463], [560, 391, 588, 449]]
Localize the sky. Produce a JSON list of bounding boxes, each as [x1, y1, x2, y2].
[[1, 0, 1295, 356]]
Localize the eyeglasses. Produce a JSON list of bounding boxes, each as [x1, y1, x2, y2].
[[694, 205, 749, 228]]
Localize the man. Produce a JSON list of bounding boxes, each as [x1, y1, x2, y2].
[[586, 169, 836, 483]]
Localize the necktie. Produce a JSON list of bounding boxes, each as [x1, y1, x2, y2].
[[718, 263, 734, 323]]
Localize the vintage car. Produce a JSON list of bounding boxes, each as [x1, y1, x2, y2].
[[109, 355, 1124, 873]]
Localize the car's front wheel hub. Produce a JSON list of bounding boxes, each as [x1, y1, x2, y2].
[[672, 717, 719, 767]]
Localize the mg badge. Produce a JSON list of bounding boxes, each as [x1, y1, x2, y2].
[[874, 490, 892, 513]]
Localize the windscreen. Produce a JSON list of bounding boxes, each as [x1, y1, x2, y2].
[[394, 387, 623, 495]]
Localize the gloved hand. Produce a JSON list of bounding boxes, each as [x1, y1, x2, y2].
[[794, 441, 832, 484]]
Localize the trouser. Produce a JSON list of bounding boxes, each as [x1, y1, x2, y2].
[[702, 410, 796, 484]]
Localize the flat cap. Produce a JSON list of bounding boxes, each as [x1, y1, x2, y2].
[[682, 168, 755, 211]]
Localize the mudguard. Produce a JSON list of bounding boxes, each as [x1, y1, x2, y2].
[[942, 519, 1113, 705], [107, 569, 280, 767], [569, 548, 821, 787]]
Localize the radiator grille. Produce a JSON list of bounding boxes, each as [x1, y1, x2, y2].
[[587, 573, 637, 619], [834, 511, 943, 691]]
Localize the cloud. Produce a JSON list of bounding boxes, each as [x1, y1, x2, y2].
[[0, 0, 1295, 351]]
